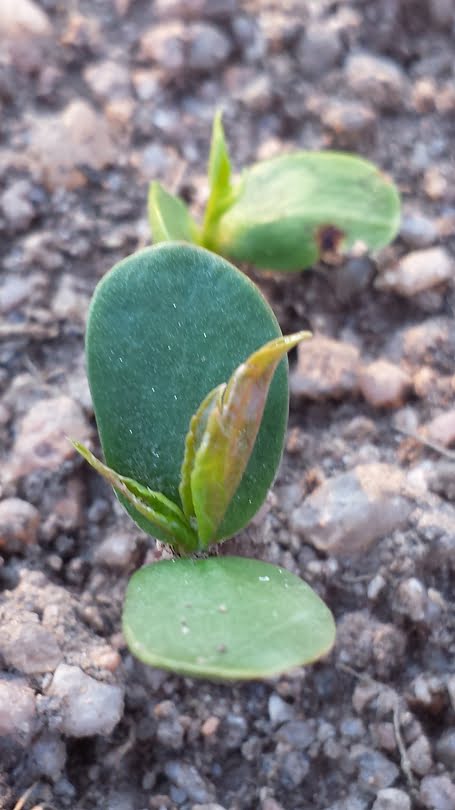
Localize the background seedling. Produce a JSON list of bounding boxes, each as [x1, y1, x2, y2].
[[76, 243, 335, 679], [148, 112, 400, 272]]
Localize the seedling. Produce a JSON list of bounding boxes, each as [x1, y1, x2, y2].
[[75, 243, 335, 679], [148, 112, 400, 272]]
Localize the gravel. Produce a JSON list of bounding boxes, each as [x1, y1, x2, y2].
[[47, 663, 124, 738]]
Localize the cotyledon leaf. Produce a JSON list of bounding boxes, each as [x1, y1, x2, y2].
[[122, 556, 336, 680], [148, 181, 199, 244], [72, 441, 198, 552], [183, 331, 311, 546]]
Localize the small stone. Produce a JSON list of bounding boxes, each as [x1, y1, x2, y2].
[[436, 730, 455, 769], [376, 247, 453, 297], [368, 574, 387, 601], [0, 0, 52, 71], [31, 732, 66, 780], [52, 275, 89, 322], [298, 22, 342, 78], [0, 498, 40, 553], [239, 75, 273, 112], [201, 716, 220, 737], [6, 396, 90, 481], [394, 578, 428, 622], [424, 410, 455, 448], [408, 735, 433, 776], [95, 533, 135, 570], [345, 52, 405, 111], [448, 676, 455, 712], [278, 750, 310, 788], [187, 23, 231, 72], [410, 674, 447, 714], [164, 761, 215, 804], [48, 663, 124, 738], [192, 805, 227, 810], [139, 22, 185, 74], [268, 694, 295, 727], [0, 618, 61, 674], [276, 721, 315, 750], [372, 788, 411, 810], [1, 180, 35, 232], [84, 60, 131, 102], [321, 101, 376, 147], [427, 462, 455, 501], [423, 166, 448, 201], [0, 677, 36, 745], [428, 0, 455, 27], [359, 360, 411, 409], [30, 100, 117, 190], [291, 464, 412, 555], [291, 336, 360, 400], [400, 213, 437, 248], [420, 775, 455, 810], [354, 747, 399, 793], [223, 713, 247, 749], [337, 612, 406, 678]]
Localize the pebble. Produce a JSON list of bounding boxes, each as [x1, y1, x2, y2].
[[47, 663, 124, 738], [1, 179, 35, 232], [372, 788, 411, 810], [394, 577, 428, 622], [400, 213, 437, 248], [410, 674, 447, 715], [424, 410, 455, 448], [0, 497, 40, 553], [427, 462, 455, 501], [164, 761, 215, 804], [187, 23, 231, 72], [192, 805, 227, 810], [321, 101, 376, 147], [290, 336, 360, 400], [297, 22, 342, 78], [31, 732, 66, 780], [6, 395, 91, 481], [337, 612, 406, 678], [420, 775, 455, 810], [276, 721, 315, 750], [84, 59, 131, 102], [345, 52, 406, 111], [332, 256, 376, 303], [154, 0, 235, 18], [139, 22, 185, 75], [30, 100, 117, 190], [376, 247, 453, 297], [407, 735, 433, 775], [448, 676, 455, 712], [359, 360, 411, 409], [291, 463, 412, 555], [0, 676, 36, 746], [95, 533, 136, 570], [268, 694, 295, 727], [428, 0, 455, 28], [278, 750, 310, 788], [436, 730, 455, 768], [0, 0, 52, 71], [0, 617, 61, 674], [353, 747, 399, 793]]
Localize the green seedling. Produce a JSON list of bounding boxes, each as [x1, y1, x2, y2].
[[75, 243, 335, 679], [148, 112, 400, 272]]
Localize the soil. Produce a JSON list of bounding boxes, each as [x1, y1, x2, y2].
[[0, 1, 454, 810]]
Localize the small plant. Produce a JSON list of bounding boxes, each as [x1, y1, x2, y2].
[[148, 112, 401, 272], [75, 243, 335, 679]]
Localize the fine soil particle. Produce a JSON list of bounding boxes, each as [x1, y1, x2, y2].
[[1, 1, 454, 809]]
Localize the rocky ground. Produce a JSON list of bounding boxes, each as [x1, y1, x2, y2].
[[1, 0, 455, 808]]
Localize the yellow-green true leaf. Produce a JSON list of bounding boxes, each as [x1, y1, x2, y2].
[[73, 441, 198, 552], [186, 331, 311, 546], [148, 181, 199, 244], [202, 110, 235, 247], [123, 556, 336, 680]]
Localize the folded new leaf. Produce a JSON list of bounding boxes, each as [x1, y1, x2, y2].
[[180, 330, 311, 547]]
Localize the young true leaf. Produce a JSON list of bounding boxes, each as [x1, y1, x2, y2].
[[86, 243, 289, 543], [202, 110, 235, 247], [72, 441, 198, 552], [207, 150, 401, 271], [181, 331, 311, 546], [148, 181, 199, 244], [123, 557, 336, 680]]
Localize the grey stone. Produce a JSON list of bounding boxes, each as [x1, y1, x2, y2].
[[0, 0, 52, 71], [0, 676, 36, 745], [139, 22, 185, 74], [95, 533, 136, 570], [291, 336, 360, 401], [0, 617, 61, 674], [372, 788, 411, 810], [427, 462, 455, 501], [408, 735, 433, 775], [164, 761, 215, 804], [424, 410, 455, 448], [278, 750, 310, 788], [298, 22, 342, 78], [400, 213, 437, 248], [0, 497, 40, 553], [84, 60, 131, 102], [31, 732, 66, 780], [1, 180, 35, 231], [354, 747, 399, 793], [268, 693, 295, 727], [436, 730, 455, 769], [359, 360, 411, 409], [394, 578, 428, 622], [420, 775, 455, 810], [376, 247, 453, 297], [48, 663, 124, 738], [276, 720, 315, 750], [321, 101, 376, 147], [345, 52, 406, 110], [187, 23, 231, 72], [291, 464, 412, 555]]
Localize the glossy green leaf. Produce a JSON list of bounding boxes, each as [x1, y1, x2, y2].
[[205, 151, 401, 271], [202, 110, 234, 246], [72, 441, 198, 552], [86, 243, 289, 543], [148, 181, 199, 244], [182, 331, 311, 546], [123, 557, 336, 680]]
